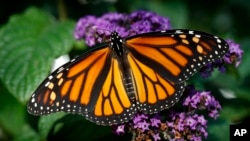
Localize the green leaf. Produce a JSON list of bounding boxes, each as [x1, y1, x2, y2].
[[238, 38, 250, 78], [207, 119, 230, 141], [220, 104, 249, 121], [13, 124, 40, 141], [235, 88, 250, 102], [38, 112, 66, 139], [0, 82, 26, 136], [39, 114, 113, 140], [0, 7, 75, 102]]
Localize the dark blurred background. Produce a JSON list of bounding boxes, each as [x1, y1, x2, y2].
[[1, 0, 250, 36]]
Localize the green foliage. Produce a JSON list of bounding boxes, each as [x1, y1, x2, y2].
[[0, 0, 249, 141], [38, 113, 66, 140], [131, 0, 188, 28], [0, 7, 75, 102], [207, 119, 230, 141]]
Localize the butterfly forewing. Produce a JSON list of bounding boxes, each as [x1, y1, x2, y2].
[[126, 29, 229, 83], [28, 45, 136, 125]]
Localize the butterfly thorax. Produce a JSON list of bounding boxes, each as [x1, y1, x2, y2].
[[110, 32, 124, 57], [110, 32, 136, 100]]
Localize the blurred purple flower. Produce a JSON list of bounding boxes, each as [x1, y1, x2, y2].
[[200, 39, 243, 78], [74, 11, 171, 46], [186, 116, 197, 130], [183, 90, 222, 119], [111, 86, 220, 141], [224, 39, 243, 67], [200, 127, 208, 137], [197, 115, 207, 126], [135, 120, 150, 132], [189, 135, 202, 141], [153, 133, 161, 141], [115, 124, 125, 135], [133, 113, 148, 124], [199, 59, 226, 78], [166, 121, 174, 128], [150, 116, 161, 127]]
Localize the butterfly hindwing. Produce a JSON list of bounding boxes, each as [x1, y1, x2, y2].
[[127, 53, 185, 114], [85, 57, 136, 125], [28, 46, 112, 115]]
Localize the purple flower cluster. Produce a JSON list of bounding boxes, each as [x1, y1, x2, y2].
[[166, 113, 208, 141], [200, 39, 243, 78], [224, 39, 243, 67], [112, 113, 163, 141], [112, 86, 220, 141], [74, 11, 171, 46], [199, 59, 226, 78], [183, 90, 222, 119]]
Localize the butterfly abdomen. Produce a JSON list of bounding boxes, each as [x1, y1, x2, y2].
[[123, 76, 136, 98], [110, 32, 137, 99], [117, 56, 137, 100]]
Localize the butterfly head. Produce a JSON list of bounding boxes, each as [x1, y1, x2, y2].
[[110, 31, 124, 57]]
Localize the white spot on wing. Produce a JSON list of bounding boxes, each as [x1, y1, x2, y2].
[[175, 30, 183, 34], [31, 98, 35, 103], [189, 30, 194, 34], [195, 34, 201, 38], [217, 39, 221, 43], [57, 67, 64, 73], [45, 81, 50, 87], [48, 75, 53, 80]]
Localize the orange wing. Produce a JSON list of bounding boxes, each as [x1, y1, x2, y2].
[[126, 30, 228, 83], [86, 57, 135, 125], [125, 29, 228, 113], [128, 53, 185, 114], [27, 45, 134, 125]]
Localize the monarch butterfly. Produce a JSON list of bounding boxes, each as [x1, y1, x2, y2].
[[27, 29, 228, 125]]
